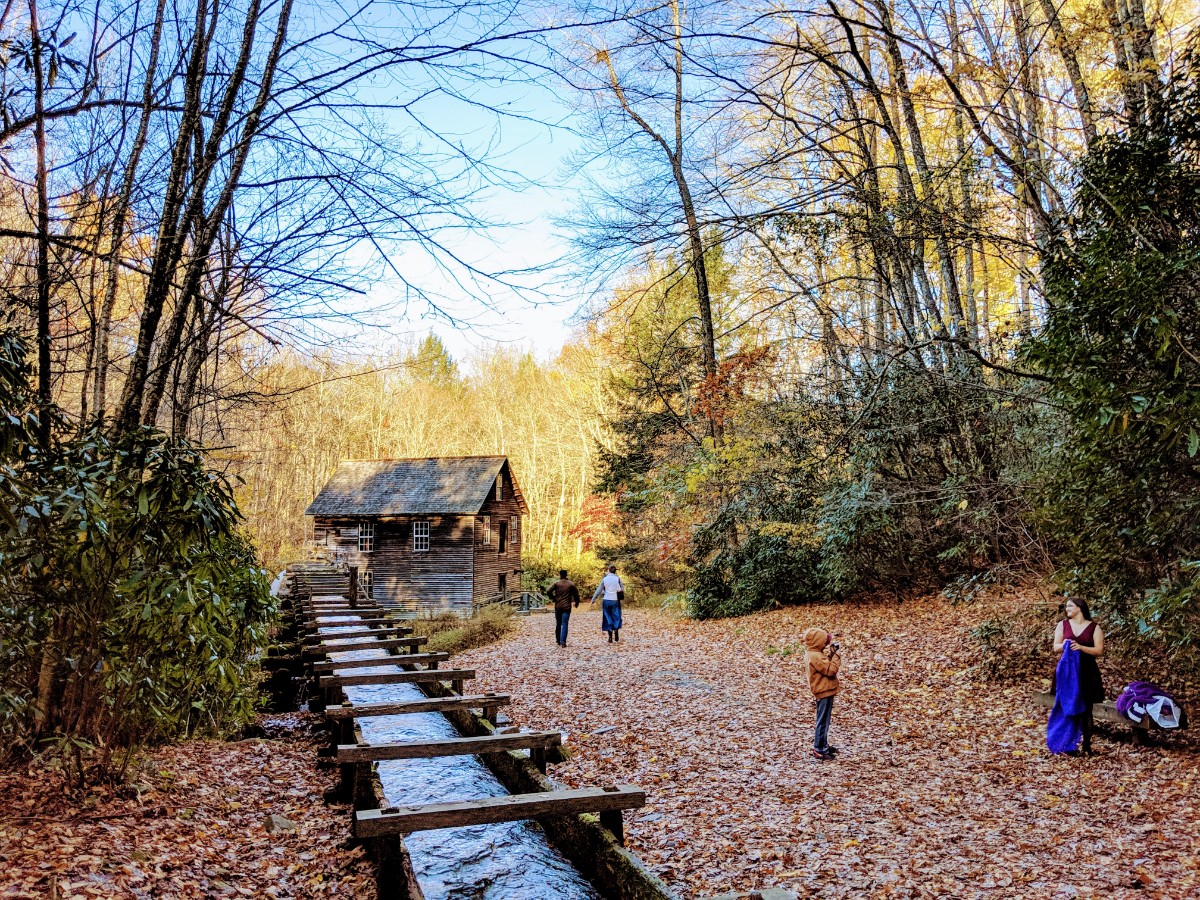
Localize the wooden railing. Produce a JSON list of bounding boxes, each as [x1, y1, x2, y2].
[[472, 590, 550, 615]]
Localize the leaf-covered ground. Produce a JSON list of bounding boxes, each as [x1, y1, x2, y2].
[[459, 593, 1200, 899], [3, 594, 1196, 900], [0, 715, 375, 899]]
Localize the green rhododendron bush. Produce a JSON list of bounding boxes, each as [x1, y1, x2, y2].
[[0, 332, 272, 777]]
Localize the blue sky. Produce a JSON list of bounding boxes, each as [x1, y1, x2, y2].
[[328, 4, 602, 364]]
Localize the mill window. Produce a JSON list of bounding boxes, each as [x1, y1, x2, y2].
[[413, 521, 430, 552], [358, 521, 375, 553]]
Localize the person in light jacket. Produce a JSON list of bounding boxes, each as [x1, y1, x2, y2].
[[803, 627, 842, 761], [591, 564, 624, 643]]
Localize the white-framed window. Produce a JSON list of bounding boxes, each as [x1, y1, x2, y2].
[[495, 476, 504, 500], [510, 516, 518, 545], [361, 570, 373, 600], [358, 521, 375, 553], [413, 521, 430, 552], [482, 516, 491, 545]]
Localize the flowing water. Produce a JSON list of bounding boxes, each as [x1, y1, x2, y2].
[[320, 617, 601, 900]]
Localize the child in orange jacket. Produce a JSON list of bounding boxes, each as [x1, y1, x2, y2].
[[803, 627, 842, 760]]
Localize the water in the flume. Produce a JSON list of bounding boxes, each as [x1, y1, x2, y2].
[[320, 617, 601, 900]]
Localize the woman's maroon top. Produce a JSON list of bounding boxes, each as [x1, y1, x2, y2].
[[1061, 619, 1104, 704], [1063, 619, 1095, 646]]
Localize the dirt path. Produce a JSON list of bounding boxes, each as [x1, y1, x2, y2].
[[459, 597, 1199, 900]]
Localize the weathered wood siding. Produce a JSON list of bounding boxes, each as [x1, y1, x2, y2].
[[312, 518, 369, 571], [313, 515, 475, 615], [375, 516, 474, 615], [473, 466, 524, 598]]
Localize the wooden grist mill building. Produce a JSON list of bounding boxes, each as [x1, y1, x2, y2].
[[304, 456, 527, 615]]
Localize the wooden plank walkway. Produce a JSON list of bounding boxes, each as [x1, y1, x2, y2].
[[317, 669, 474, 689], [336, 731, 562, 762], [304, 636, 428, 656], [303, 627, 412, 643]]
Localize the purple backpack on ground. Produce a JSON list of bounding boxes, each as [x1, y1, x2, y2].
[[1116, 681, 1182, 727]]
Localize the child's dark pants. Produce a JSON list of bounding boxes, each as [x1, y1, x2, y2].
[[814, 696, 834, 752]]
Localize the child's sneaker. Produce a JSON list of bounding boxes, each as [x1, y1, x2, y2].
[[824, 746, 838, 756], [811, 748, 833, 761]]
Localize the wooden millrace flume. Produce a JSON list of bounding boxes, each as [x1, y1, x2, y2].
[[286, 563, 675, 899]]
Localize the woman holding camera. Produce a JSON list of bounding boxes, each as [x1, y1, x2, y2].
[[1052, 597, 1105, 754]]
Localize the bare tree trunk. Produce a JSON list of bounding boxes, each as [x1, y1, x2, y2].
[[833, 3, 927, 355], [1101, 0, 1159, 126], [1036, 0, 1097, 148], [28, 0, 51, 448], [93, 0, 169, 423], [597, 0, 721, 441], [141, 0, 296, 428], [976, 235, 991, 351], [874, 0, 965, 350], [115, 0, 216, 431], [948, 2, 978, 349]]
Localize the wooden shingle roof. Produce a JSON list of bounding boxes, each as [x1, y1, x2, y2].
[[304, 456, 527, 517]]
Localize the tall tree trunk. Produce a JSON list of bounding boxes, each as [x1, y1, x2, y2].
[[115, 0, 215, 431], [1036, 0, 1097, 148], [875, 0, 965, 355], [948, 2, 978, 349], [28, 0, 51, 449], [1101, 0, 1159, 126], [598, 0, 721, 441], [93, 0, 169, 423], [141, 0, 295, 428]]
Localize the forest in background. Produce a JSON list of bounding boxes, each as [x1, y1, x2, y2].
[[2, 0, 1200, 761]]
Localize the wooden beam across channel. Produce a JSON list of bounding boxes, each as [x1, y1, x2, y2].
[[302, 627, 412, 644], [353, 785, 646, 839], [305, 637, 428, 657], [324, 694, 512, 720], [311, 652, 449, 673], [304, 617, 405, 629], [318, 668, 474, 688], [336, 730, 561, 763]]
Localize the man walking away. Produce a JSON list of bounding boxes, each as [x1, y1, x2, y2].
[[548, 569, 580, 647]]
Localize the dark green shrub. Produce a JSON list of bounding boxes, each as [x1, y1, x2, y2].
[[0, 332, 273, 772], [1024, 61, 1200, 669], [687, 523, 824, 619]]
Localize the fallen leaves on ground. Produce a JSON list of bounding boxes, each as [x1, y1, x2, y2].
[[459, 590, 1200, 900], [0, 714, 374, 900]]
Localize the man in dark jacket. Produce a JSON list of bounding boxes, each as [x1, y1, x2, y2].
[[548, 569, 580, 646]]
